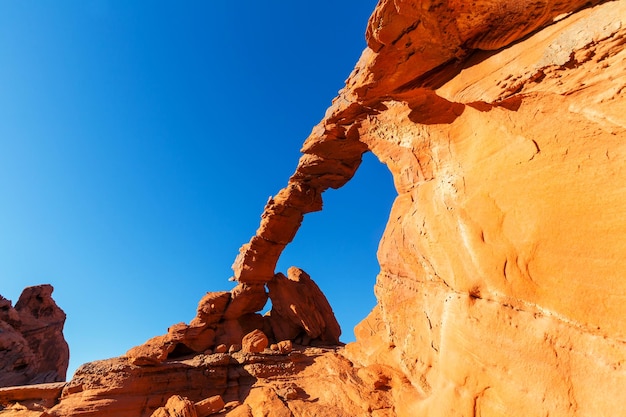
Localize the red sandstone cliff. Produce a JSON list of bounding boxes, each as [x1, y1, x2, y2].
[[0, 285, 69, 388], [2, 1, 626, 416]]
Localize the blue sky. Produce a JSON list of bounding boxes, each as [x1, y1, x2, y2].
[[0, 0, 395, 377]]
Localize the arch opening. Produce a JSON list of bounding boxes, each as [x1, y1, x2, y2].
[[275, 151, 396, 343]]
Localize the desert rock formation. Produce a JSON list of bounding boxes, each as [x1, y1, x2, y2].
[[0, 285, 69, 388], [124, 265, 341, 368], [2, 0, 626, 416]]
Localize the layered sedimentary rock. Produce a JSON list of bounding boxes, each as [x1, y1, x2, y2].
[[3, 1, 626, 416], [0, 285, 69, 388]]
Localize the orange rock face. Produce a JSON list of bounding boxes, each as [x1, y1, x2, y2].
[[267, 267, 341, 345], [0, 285, 69, 388], [240, 330, 268, 354], [3, 1, 626, 416], [347, 2, 626, 416]]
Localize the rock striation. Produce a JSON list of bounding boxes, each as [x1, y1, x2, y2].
[[3, 0, 626, 416], [0, 285, 69, 388]]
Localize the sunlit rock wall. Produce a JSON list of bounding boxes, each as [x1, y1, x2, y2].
[[345, 1, 626, 416]]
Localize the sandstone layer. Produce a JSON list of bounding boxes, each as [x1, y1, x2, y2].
[[3, 1, 626, 416], [0, 285, 69, 388]]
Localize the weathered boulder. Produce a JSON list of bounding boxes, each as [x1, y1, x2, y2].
[[194, 395, 225, 417], [150, 395, 197, 417], [0, 285, 69, 387], [267, 267, 341, 345], [269, 340, 293, 355], [277, 340, 292, 354], [240, 330, 268, 354], [190, 292, 230, 327]]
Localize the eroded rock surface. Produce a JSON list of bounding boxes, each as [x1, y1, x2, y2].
[[3, 1, 626, 416], [267, 267, 341, 345], [0, 285, 69, 388], [125, 266, 340, 368]]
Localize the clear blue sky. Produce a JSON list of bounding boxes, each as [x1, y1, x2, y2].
[[0, 0, 395, 378]]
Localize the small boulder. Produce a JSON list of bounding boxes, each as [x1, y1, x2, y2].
[[267, 267, 341, 345], [151, 395, 197, 417], [276, 340, 293, 354], [214, 344, 228, 354], [190, 292, 230, 327], [195, 395, 225, 417], [241, 330, 269, 353], [126, 335, 172, 366]]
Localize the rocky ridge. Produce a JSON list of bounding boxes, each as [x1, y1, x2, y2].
[[2, 0, 626, 416]]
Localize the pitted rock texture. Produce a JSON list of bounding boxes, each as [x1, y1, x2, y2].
[[0, 285, 69, 388], [3, 1, 626, 416]]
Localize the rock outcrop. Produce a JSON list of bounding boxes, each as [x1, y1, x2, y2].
[[124, 265, 341, 368], [3, 0, 626, 416], [0, 285, 69, 388], [266, 267, 341, 345]]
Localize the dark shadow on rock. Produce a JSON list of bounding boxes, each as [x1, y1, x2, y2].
[[467, 94, 523, 113], [404, 89, 466, 125]]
